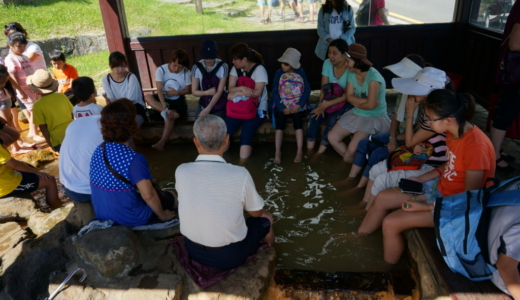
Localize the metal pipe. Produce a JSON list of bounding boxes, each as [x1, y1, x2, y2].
[[46, 267, 87, 300]]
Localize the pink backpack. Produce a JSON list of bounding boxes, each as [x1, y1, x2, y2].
[[226, 64, 261, 120], [322, 82, 346, 113]]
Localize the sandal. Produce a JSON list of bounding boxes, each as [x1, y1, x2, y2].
[[266, 17, 272, 23], [295, 17, 305, 22], [496, 157, 515, 172], [259, 19, 266, 24], [309, 20, 315, 24], [500, 149, 516, 162]]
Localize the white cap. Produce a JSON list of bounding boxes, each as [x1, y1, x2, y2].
[[384, 57, 423, 79], [392, 67, 449, 96]]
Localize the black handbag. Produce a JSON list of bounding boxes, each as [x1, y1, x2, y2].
[[101, 142, 172, 206]]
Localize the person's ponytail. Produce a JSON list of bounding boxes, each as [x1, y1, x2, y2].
[[425, 90, 475, 138]]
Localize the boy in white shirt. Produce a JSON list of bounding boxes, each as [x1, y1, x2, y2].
[[71, 77, 103, 119]]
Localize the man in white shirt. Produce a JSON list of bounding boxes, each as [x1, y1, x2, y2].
[[175, 115, 274, 270]]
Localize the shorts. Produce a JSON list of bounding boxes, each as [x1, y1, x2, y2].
[[225, 115, 264, 146], [257, 0, 274, 5], [275, 110, 303, 130], [185, 216, 271, 270], [369, 161, 435, 196], [1, 171, 39, 198], [422, 178, 441, 204], [153, 94, 188, 119], [16, 98, 26, 110], [492, 86, 520, 131]]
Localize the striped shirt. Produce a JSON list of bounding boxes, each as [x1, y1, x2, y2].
[[420, 113, 447, 167]]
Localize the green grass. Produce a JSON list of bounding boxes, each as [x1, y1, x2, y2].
[[46, 50, 110, 88], [2, 0, 104, 39], [2, 0, 284, 40], [124, 0, 265, 36]]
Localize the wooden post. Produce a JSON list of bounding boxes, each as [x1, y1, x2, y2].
[[99, 0, 130, 57], [195, 0, 203, 14]]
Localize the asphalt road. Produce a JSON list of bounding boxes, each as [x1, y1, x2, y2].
[[349, 0, 457, 24]]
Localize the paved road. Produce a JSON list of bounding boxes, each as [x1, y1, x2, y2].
[[349, 0, 457, 24]]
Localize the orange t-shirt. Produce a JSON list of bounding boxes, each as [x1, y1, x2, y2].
[[53, 64, 79, 93], [438, 126, 496, 196]]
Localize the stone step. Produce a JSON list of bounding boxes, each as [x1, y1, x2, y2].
[[269, 268, 416, 299]]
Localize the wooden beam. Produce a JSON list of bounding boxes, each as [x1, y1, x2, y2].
[[99, 0, 130, 57]]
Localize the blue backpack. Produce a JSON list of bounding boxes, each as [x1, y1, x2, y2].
[[434, 176, 520, 281]]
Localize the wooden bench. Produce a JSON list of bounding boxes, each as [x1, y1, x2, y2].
[[406, 228, 510, 300]]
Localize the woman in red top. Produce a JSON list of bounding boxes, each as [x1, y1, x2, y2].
[[358, 89, 495, 264]]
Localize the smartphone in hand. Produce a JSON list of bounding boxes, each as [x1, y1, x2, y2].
[[399, 179, 423, 194]]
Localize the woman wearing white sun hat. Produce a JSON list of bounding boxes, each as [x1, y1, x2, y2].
[[359, 67, 451, 211], [348, 55, 425, 191]]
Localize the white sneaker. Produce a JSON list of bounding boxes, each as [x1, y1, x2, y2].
[[160, 108, 169, 121]]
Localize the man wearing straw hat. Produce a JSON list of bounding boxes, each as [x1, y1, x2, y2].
[[28, 69, 73, 152]]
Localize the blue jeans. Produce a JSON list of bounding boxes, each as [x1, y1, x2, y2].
[[64, 186, 92, 203], [306, 103, 353, 147], [225, 115, 264, 146], [353, 132, 404, 178]]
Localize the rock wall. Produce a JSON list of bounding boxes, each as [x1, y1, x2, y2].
[[0, 29, 151, 64]]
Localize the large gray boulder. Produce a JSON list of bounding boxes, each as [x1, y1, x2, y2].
[[172, 246, 277, 300], [73, 226, 142, 279]]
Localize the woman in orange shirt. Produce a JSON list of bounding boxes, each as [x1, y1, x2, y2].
[[357, 89, 496, 264]]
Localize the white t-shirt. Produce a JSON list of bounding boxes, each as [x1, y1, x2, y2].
[[73, 103, 103, 119], [488, 205, 520, 296], [9, 41, 46, 71], [191, 59, 229, 90], [230, 64, 268, 111], [101, 72, 145, 106], [155, 64, 191, 100], [329, 9, 344, 40], [176, 155, 264, 247], [59, 115, 104, 195]]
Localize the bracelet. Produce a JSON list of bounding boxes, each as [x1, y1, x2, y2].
[[433, 168, 442, 176]]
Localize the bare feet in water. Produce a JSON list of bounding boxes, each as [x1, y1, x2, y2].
[[152, 142, 166, 151], [294, 150, 303, 163], [274, 151, 281, 164]]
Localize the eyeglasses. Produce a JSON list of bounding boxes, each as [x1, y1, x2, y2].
[[425, 116, 445, 125]]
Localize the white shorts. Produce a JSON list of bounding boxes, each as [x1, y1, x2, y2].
[[369, 159, 435, 197]]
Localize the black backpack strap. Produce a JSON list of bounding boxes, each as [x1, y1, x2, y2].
[[101, 142, 136, 189], [246, 63, 261, 78], [195, 62, 208, 76], [209, 61, 224, 76]]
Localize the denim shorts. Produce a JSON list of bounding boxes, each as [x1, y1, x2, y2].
[[225, 115, 264, 146], [257, 0, 274, 6]]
